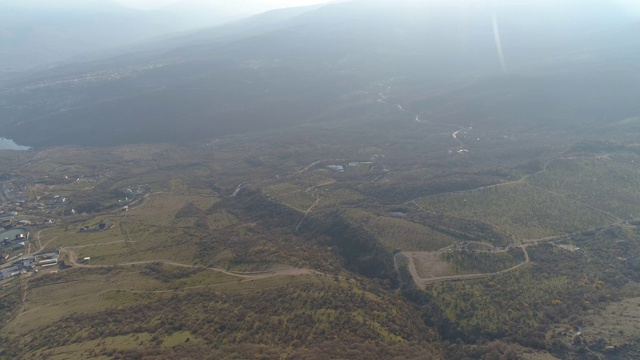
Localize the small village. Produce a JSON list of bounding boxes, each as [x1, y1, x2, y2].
[[1, 249, 60, 283], [0, 173, 146, 287]]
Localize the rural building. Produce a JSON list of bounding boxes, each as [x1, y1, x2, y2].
[[0, 266, 20, 279], [19, 258, 34, 269], [34, 250, 60, 266]]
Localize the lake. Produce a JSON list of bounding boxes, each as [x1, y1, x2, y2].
[[1, 228, 27, 240], [0, 138, 30, 150]]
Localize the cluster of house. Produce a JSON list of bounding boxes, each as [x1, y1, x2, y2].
[[326, 162, 374, 173], [2, 217, 54, 233], [80, 222, 112, 232], [0, 232, 27, 265], [1, 232, 26, 246], [0, 250, 59, 280]]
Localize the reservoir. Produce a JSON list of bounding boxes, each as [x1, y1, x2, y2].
[[0, 138, 30, 150], [1, 228, 27, 240], [388, 212, 408, 218]]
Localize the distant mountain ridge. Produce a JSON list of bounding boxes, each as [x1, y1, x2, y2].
[[1, 0, 639, 147], [0, 0, 241, 70], [2, 0, 122, 9]]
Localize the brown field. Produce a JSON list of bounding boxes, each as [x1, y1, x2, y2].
[[405, 251, 456, 279]]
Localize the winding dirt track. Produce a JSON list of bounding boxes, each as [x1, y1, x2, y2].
[[60, 248, 316, 280], [405, 244, 531, 289]]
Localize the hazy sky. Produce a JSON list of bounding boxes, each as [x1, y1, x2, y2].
[[115, 0, 332, 10], [113, 0, 640, 14]]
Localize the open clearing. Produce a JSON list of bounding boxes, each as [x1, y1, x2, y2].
[[405, 251, 456, 279], [581, 296, 640, 348]]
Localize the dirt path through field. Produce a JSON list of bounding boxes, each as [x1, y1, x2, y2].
[[60, 248, 316, 280]]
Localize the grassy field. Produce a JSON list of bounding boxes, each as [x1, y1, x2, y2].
[[128, 194, 219, 226], [2, 265, 245, 337], [579, 294, 640, 349], [40, 219, 200, 266], [316, 188, 365, 208], [262, 182, 317, 211], [2, 265, 327, 359], [75, 224, 197, 265], [41, 222, 128, 249], [2, 267, 434, 359], [207, 210, 239, 229], [3, 268, 163, 337], [343, 209, 457, 251], [31, 333, 154, 359]]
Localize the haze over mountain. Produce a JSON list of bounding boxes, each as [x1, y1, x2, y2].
[[0, 0, 270, 71], [1, 0, 639, 147]]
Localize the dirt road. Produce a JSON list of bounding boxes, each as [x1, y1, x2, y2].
[[61, 248, 316, 280]]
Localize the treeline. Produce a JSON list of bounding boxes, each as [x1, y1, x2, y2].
[[440, 248, 525, 274], [568, 140, 640, 156], [355, 172, 504, 204], [410, 213, 512, 247]]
